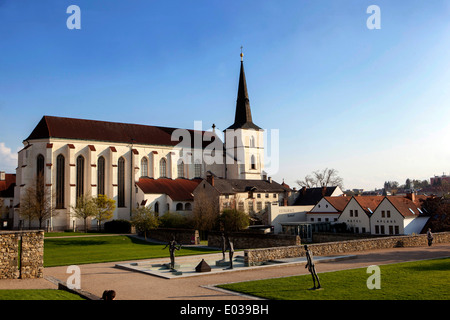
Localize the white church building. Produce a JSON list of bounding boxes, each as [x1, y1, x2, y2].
[[12, 53, 271, 231]]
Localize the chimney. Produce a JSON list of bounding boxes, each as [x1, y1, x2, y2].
[[268, 177, 272, 183], [406, 191, 415, 202], [301, 186, 306, 195], [206, 173, 214, 186], [0, 171, 5, 181], [322, 186, 327, 196]]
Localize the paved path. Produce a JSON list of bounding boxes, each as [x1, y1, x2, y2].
[[1, 243, 449, 300]]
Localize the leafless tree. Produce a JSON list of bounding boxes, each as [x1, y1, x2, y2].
[[297, 168, 344, 189], [19, 173, 57, 229], [193, 191, 219, 231]]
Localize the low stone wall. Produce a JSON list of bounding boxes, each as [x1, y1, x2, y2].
[[312, 232, 388, 243], [208, 231, 301, 249], [244, 231, 450, 266], [0, 230, 44, 279], [145, 228, 200, 245]]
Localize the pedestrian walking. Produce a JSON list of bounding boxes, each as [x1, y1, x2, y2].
[[427, 228, 434, 246]]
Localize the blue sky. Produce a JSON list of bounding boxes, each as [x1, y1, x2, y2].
[[1, 0, 450, 190]]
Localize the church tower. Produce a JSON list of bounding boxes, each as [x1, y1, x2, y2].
[[224, 51, 265, 180]]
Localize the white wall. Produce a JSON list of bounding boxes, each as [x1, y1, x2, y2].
[[269, 203, 312, 233], [338, 198, 371, 233], [13, 138, 206, 231]]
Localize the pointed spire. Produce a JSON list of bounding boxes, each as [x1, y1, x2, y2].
[[227, 50, 261, 130]]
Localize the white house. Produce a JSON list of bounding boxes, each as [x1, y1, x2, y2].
[[370, 194, 429, 235], [307, 196, 351, 223], [338, 196, 384, 234]]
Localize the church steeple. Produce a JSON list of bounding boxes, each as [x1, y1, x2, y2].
[[227, 51, 261, 130]]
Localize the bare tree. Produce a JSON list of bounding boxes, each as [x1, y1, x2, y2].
[[297, 168, 344, 189], [193, 191, 219, 231], [19, 173, 57, 229]]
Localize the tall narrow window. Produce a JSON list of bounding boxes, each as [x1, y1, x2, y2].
[[154, 202, 159, 215], [250, 136, 255, 148], [97, 156, 105, 195], [118, 157, 125, 207], [36, 154, 45, 176], [159, 158, 167, 178], [56, 154, 65, 208], [76, 155, 85, 202], [36, 154, 45, 191], [177, 161, 184, 178], [141, 157, 148, 177], [194, 161, 202, 178], [251, 155, 256, 170]]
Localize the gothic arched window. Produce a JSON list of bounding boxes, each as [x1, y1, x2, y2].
[[76, 155, 85, 201], [56, 154, 65, 208], [97, 156, 105, 195], [194, 161, 202, 178], [177, 160, 184, 178], [251, 155, 256, 170], [159, 158, 167, 178], [118, 157, 125, 207], [141, 157, 148, 177]]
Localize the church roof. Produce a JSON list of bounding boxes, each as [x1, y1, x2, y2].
[[226, 60, 261, 131], [136, 177, 202, 201], [208, 177, 288, 194], [25, 116, 216, 148]]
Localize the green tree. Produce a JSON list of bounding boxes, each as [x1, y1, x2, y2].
[[71, 195, 96, 233], [218, 208, 249, 232], [92, 194, 116, 231], [131, 206, 160, 239]]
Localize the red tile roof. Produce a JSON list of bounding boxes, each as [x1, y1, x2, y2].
[[386, 196, 425, 217], [323, 196, 351, 212], [136, 178, 202, 201], [0, 174, 16, 198], [26, 116, 217, 148]]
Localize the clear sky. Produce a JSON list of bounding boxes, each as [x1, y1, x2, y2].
[[1, 0, 450, 190]]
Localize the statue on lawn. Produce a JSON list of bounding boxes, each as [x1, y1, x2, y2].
[[304, 245, 321, 290]]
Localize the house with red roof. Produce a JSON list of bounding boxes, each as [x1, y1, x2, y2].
[[0, 171, 16, 228], [307, 195, 351, 223], [337, 193, 429, 235]]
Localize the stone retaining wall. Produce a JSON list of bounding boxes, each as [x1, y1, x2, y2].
[[244, 231, 450, 266], [208, 231, 301, 249], [145, 228, 200, 245], [0, 230, 44, 279]]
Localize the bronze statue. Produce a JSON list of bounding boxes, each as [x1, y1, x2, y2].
[[225, 235, 234, 269], [221, 233, 227, 261], [163, 235, 181, 270], [304, 245, 321, 289]]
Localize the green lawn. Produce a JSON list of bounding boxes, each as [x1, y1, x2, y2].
[[44, 235, 219, 267], [218, 257, 450, 300], [0, 289, 84, 300]]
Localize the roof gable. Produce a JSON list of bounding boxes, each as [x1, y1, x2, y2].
[[294, 186, 338, 206]]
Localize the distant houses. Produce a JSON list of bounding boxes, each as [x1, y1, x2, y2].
[[269, 186, 431, 236]]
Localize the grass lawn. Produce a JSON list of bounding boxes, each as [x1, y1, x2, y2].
[[217, 257, 450, 300], [44, 235, 219, 267], [0, 289, 85, 300]]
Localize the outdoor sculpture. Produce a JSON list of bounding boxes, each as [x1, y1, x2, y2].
[[304, 245, 321, 289], [163, 235, 181, 271], [225, 235, 234, 269]]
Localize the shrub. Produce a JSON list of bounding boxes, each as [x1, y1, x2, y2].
[[103, 219, 132, 233]]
